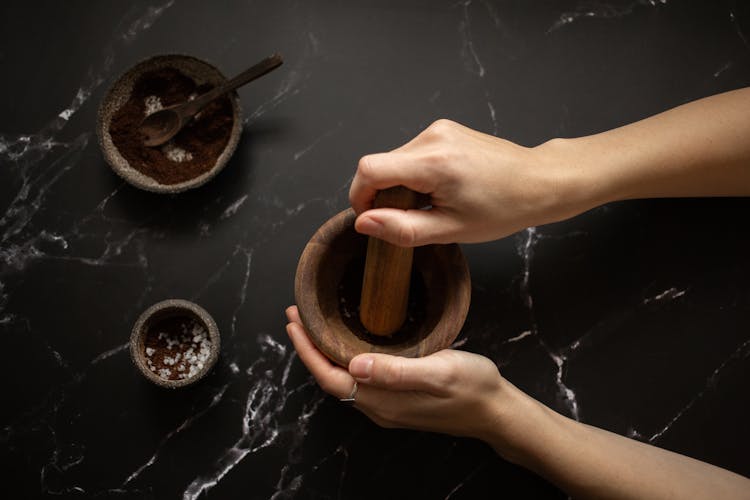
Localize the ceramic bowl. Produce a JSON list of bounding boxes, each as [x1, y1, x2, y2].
[[130, 299, 221, 388], [97, 54, 242, 193]]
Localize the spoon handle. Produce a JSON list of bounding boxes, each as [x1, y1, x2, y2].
[[182, 53, 284, 116]]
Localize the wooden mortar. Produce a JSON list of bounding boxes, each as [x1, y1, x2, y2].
[[294, 202, 471, 367]]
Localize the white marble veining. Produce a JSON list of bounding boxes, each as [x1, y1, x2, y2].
[[646, 338, 750, 443], [444, 461, 486, 499], [714, 61, 734, 78], [503, 329, 533, 344], [548, 0, 670, 33], [120, 1, 175, 43], [729, 9, 750, 52], [0, 0, 176, 278], [220, 194, 249, 220], [123, 384, 230, 486], [182, 335, 329, 500], [486, 99, 499, 136], [246, 28, 320, 124], [89, 342, 129, 365], [229, 247, 254, 338], [458, 0, 486, 78], [2, 1, 748, 497], [293, 121, 345, 161], [512, 227, 582, 420], [643, 286, 687, 305]]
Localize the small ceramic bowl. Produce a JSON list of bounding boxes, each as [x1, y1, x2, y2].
[[97, 54, 242, 193], [130, 299, 221, 388]]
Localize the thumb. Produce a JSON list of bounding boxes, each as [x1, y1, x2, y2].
[[348, 353, 441, 392], [354, 208, 459, 247]]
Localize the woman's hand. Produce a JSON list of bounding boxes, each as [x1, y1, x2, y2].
[[285, 305, 750, 498], [284, 305, 515, 442], [349, 119, 588, 246], [351, 88, 750, 248]]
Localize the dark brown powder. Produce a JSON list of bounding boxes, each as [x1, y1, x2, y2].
[[143, 315, 212, 380], [109, 67, 234, 185]]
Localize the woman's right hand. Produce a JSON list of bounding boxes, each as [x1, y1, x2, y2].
[[349, 119, 588, 246]]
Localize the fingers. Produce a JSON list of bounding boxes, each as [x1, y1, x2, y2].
[[349, 119, 474, 215], [353, 207, 462, 246], [349, 152, 439, 215], [285, 304, 302, 324], [285, 307, 452, 403], [285, 306, 356, 400], [348, 352, 450, 394], [285, 306, 500, 439]]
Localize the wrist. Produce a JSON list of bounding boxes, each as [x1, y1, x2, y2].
[[532, 137, 618, 219], [478, 378, 573, 468]]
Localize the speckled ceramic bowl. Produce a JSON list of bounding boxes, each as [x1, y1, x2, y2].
[[130, 299, 221, 388], [97, 54, 242, 193]]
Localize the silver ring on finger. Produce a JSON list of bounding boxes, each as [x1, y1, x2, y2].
[[339, 380, 358, 405]]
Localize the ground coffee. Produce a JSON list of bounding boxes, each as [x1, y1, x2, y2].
[[143, 314, 212, 380], [109, 67, 234, 185]]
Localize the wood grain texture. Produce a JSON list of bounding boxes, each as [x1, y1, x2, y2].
[[295, 209, 471, 367], [360, 187, 420, 336]]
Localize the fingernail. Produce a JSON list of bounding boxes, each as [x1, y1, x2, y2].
[[356, 217, 383, 237], [349, 356, 373, 380]]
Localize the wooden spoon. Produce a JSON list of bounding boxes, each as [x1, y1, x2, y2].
[[139, 53, 283, 147]]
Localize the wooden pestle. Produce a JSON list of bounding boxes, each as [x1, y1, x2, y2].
[[360, 186, 420, 336]]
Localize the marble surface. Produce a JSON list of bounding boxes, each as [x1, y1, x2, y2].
[[1, 1, 749, 498]]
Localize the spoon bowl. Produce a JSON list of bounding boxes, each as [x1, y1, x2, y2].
[[138, 53, 283, 147], [140, 106, 183, 146]]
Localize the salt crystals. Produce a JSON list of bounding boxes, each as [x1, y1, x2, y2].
[[144, 95, 163, 116], [162, 143, 193, 162], [143, 95, 194, 163], [144, 318, 212, 381]]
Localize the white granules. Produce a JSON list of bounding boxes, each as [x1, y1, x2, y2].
[[162, 143, 193, 162], [144, 319, 212, 381], [143, 95, 195, 163], [144, 95, 163, 116]]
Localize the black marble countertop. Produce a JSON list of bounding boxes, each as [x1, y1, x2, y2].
[[2, 1, 749, 498]]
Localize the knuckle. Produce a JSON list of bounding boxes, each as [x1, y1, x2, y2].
[[396, 222, 418, 247], [423, 149, 452, 167], [318, 380, 332, 395], [381, 359, 405, 387], [357, 155, 376, 182], [424, 119, 456, 139], [318, 379, 338, 396], [435, 364, 460, 390]]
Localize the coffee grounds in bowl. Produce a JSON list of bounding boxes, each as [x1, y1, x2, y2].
[[109, 67, 233, 185], [143, 315, 212, 380]]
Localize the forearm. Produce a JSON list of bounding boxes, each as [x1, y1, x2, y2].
[[486, 382, 750, 499], [538, 87, 750, 212]]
